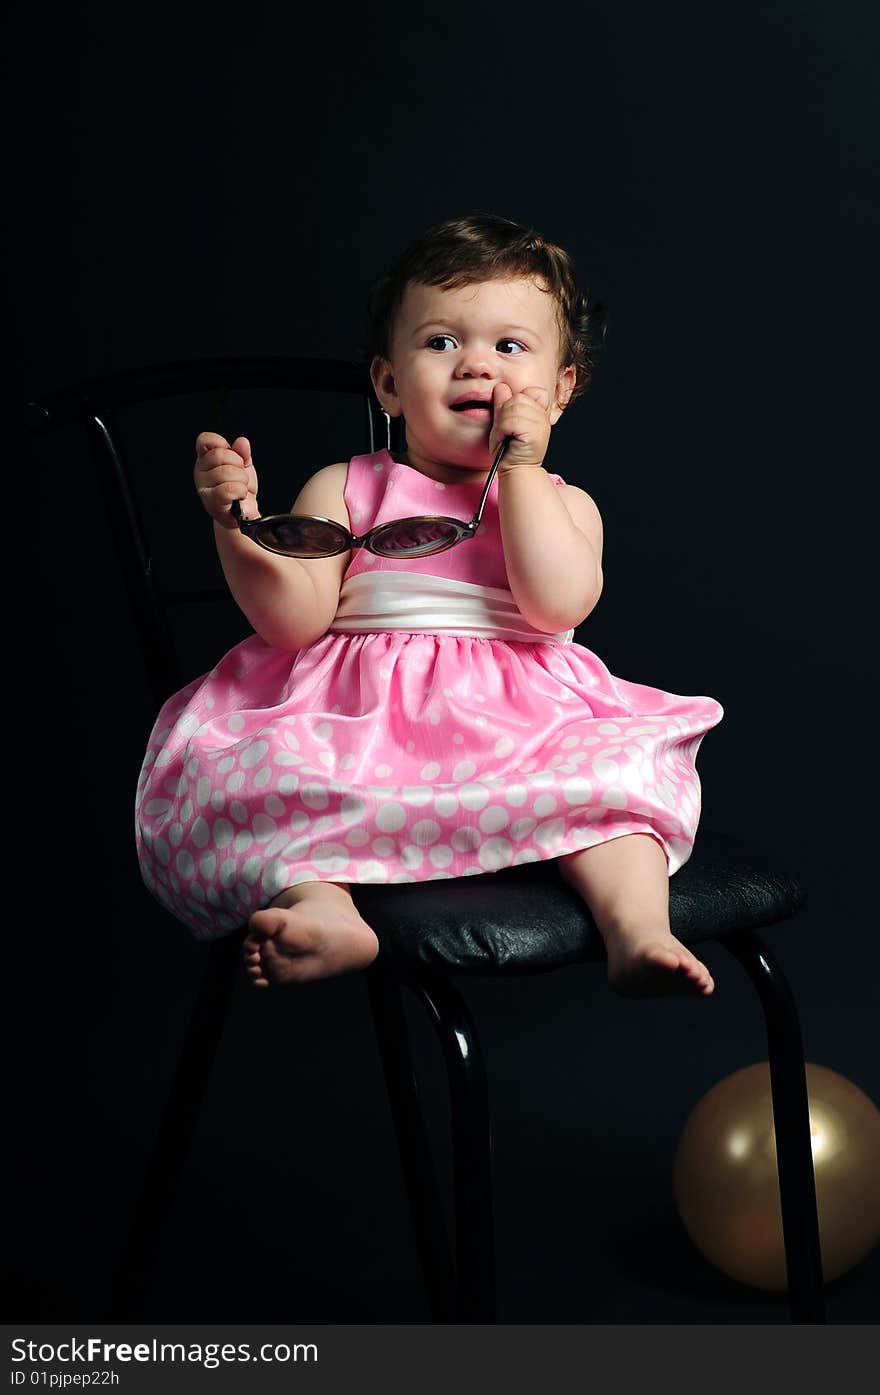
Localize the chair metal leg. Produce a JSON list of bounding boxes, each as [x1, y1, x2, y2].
[[108, 933, 240, 1318], [721, 929, 826, 1323], [364, 960, 457, 1321], [396, 962, 496, 1323]]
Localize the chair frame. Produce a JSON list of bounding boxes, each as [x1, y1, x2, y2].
[[26, 357, 826, 1325]]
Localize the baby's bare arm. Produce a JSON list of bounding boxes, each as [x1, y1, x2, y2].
[[488, 387, 603, 633], [195, 433, 350, 649], [498, 469, 603, 632]]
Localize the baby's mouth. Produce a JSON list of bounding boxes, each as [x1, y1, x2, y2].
[[450, 400, 493, 419]]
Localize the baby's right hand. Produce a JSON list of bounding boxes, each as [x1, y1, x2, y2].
[[194, 432, 259, 528]]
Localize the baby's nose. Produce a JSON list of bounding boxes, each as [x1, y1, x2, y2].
[[456, 353, 492, 377]]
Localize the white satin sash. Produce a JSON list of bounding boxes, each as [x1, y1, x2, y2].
[[328, 571, 574, 644]]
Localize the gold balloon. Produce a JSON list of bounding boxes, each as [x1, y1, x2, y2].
[[673, 1062, 880, 1290]]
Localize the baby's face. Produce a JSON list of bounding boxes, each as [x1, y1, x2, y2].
[[372, 276, 575, 482]]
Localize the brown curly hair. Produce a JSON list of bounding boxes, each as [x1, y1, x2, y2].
[[365, 212, 605, 403]]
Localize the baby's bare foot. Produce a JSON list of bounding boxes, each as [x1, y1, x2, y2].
[[602, 926, 714, 998], [243, 882, 379, 987]]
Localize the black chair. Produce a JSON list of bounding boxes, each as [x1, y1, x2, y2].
[[25, 356, 826, 1325]]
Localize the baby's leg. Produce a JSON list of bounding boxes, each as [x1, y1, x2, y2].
[[243, 881, 379, 988], [557, 834, 714, 997]]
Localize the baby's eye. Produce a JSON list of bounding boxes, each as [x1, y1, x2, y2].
[[426, 334, 457, 351], [497, 339, 526, 355]]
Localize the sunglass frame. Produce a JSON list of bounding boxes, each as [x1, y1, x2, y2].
[[231, 436, 511, 560]]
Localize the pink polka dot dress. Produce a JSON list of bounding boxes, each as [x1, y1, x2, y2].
[[135, 450, 724, 939]]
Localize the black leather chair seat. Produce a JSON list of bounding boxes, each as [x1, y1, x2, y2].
[[353, 830, 807, 976]]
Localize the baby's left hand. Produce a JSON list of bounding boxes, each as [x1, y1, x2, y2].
[[489, 384, 551, 470]]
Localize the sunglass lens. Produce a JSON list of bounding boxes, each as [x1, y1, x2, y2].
[[372, 520, 462, 556], [250, 517, 346, 557]]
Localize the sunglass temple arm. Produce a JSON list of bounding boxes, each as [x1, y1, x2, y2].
[[469, 436, 511, 532]]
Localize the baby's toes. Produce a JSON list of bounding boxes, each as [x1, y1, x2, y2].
[[684, 956, 713, 993], [247, 911, 280, 941], [242, 940, 267, 982]]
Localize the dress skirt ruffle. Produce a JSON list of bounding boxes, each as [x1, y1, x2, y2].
[[136, 625, 723, 939]]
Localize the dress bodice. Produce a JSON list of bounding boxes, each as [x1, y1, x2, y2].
[[341, 449, 565, 591], [332, 450, 572, 642]]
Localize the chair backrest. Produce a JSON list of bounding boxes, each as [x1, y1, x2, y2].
[[26, 355, 400, 709]]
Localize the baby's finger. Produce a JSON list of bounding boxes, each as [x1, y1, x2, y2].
[[522, 385, 551, 410], [230, 435, 252, 465], [198, 477, 249, 504], [196, 430, 229, 456], [195, 475, 250, 526], [489, 384, 514, 454], [195, 450, 250, 482]]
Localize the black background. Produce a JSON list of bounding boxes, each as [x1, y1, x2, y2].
[[12, 0, 879, 1324]]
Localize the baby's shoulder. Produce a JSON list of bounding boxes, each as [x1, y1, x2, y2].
[[555, 480, 604, 543], [290, 460, 350, 525], [304, 460, 350, 488]]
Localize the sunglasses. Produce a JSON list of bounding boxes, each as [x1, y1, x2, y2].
[[231, 438, 510, 559]]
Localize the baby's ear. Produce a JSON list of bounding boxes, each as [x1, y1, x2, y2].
[[370, 356, 402, 416], [550, 364, 577, 423]]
